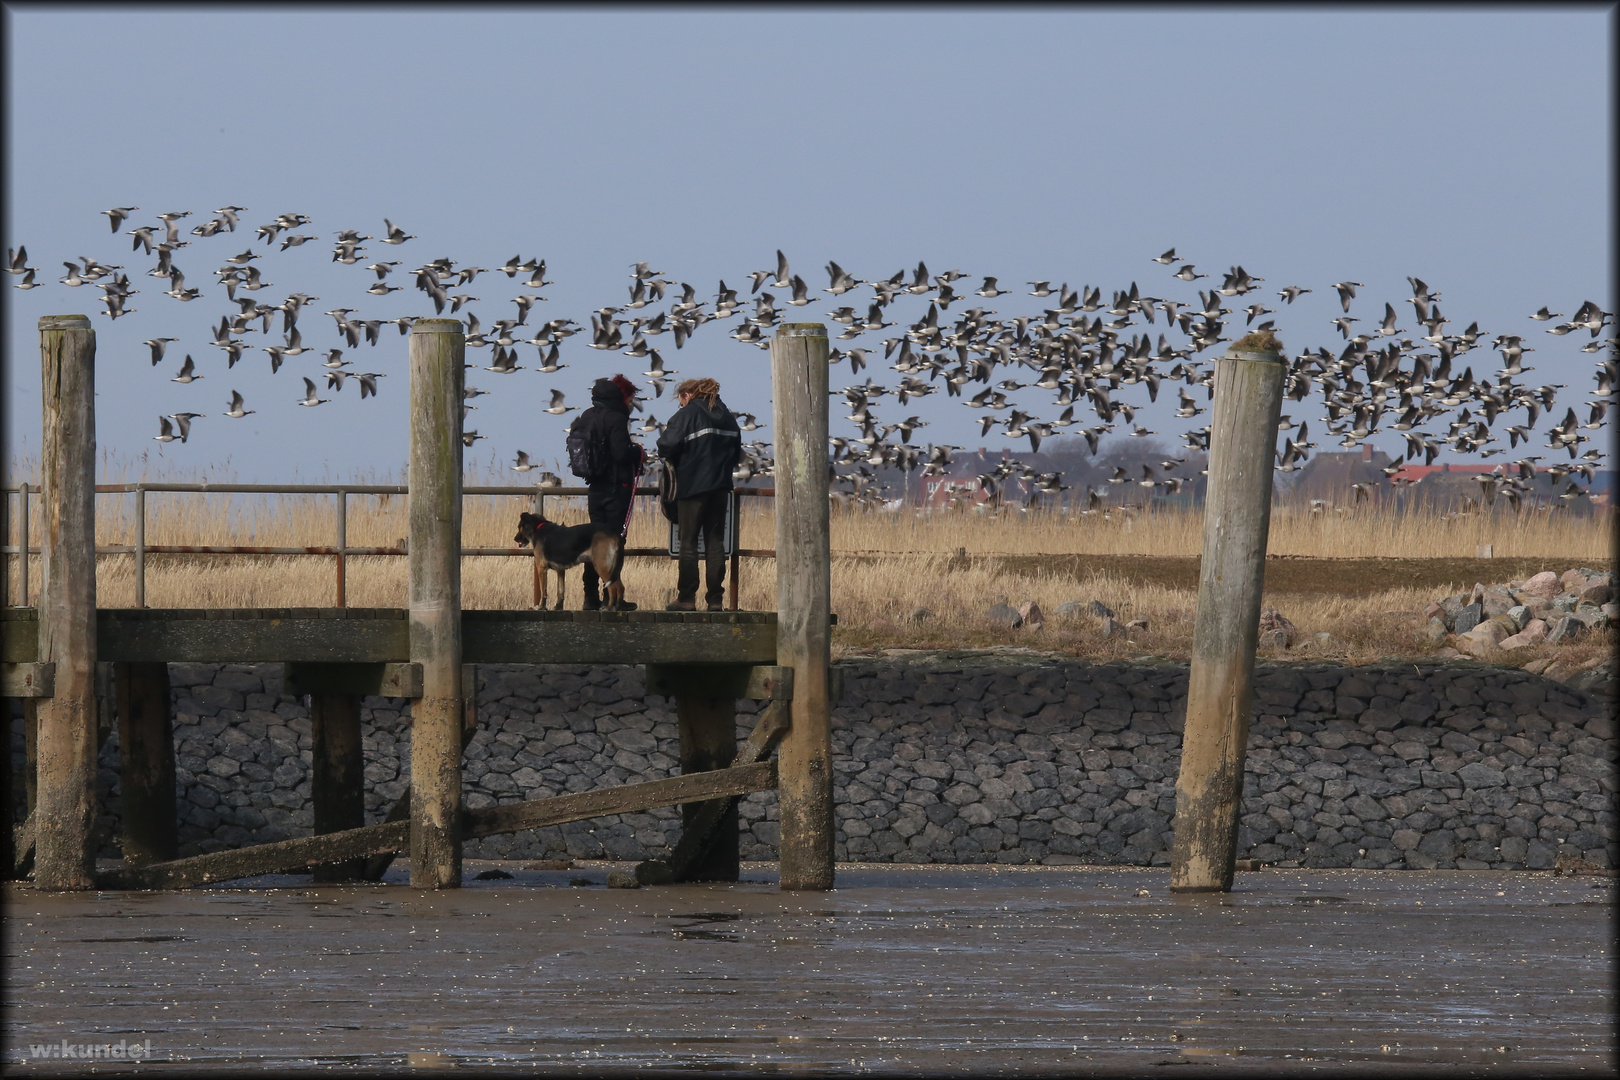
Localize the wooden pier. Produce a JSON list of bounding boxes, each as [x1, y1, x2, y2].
[[5, 316, 836, 893]]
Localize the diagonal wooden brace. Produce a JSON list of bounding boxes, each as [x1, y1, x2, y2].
[[639, 667, 794, 884]]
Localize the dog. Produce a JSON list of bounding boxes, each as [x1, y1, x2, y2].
[[514, 511, 626, 611]]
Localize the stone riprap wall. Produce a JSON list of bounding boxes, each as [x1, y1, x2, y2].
[[8, 655, 1616, 871]]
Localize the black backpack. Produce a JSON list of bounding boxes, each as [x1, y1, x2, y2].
[[566, 417, 610, 483]]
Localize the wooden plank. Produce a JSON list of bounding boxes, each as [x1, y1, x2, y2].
[[462, 615, 777, 665], [98, 820, 412, 890], [283, 662, 422, 698], [462, 760, 777, 840], [1172, 345, 1287, 894], [97, 612, 410, 664], [3, 610, 40, 663], [643, 663, 790, 700], [2, 662, 54, 697]]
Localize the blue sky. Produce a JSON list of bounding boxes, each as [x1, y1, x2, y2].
[[3, 7, 1612, 482]]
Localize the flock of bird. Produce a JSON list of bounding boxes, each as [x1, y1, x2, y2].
[[6, 213, 1615, 511]]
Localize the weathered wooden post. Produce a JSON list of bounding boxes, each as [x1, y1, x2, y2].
[[114, 662, 177, 866], [408, 318, 465, 889], [770, 323, 833, 890], [1171, 334, 1286, 892], [34, 314, 98, 890]]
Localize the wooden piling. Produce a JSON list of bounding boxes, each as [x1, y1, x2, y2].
[[113, 662, 176, 866], [310, 693, 365, 881], [33, 314, 98, 890], [1170, 344, 1286, 893], [675, 691, 739, 881], [407, 318, 465, 889], [770, 323, 833, 890]]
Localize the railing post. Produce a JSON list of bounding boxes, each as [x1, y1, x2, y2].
[[335, 489, 347, 608], [1170, 340, 1286, 893], [134, 485, 145, 608], [770, 323, 833, 890], [407, 318, 465, 889], [34, 314, 98, 890], [728, 491, 741, 611], [19, 482, 29, 607]]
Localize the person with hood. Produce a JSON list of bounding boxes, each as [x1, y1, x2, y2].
[[568, 374, 645, 610], [656, 377, 742, 611]]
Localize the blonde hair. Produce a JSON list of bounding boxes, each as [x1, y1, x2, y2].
[[677, 377, 720, 408]]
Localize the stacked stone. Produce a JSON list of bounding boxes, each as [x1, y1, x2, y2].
[[1426, 567, 1616, 657], [8, 655, 1614, 870]]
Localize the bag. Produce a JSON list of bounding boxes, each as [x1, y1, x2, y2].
[[566, 419, 609, 483], [658, 460, 679, 522]]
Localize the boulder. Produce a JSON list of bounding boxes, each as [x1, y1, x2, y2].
[[1522, 571, 1562, 599], [987, 602, 1023, 629], [1126, 618, 1148, 632], [1546, 616, 1586, 644], [1559, 568, 1590, 590], [1579, 583, 1612, 606], [1452, 603, 1484, 635], [1257, 608, 1297, 647], [1017, 601, 1045, 630], [1457, 620, 1507, 659], [1418, 617, 1449, 645], [1496, 618, 1546, 650], [1098, 616, 1125, 639], [1506, 605, 1530, 630], [1087, 600, 1117, 619], [1054, 601, 1085, 619], [1481, 589, 1516, 617]]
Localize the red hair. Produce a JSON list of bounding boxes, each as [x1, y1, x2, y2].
[[610, 374, 639, 405]]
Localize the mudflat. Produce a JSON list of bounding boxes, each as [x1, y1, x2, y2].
[[4, 864, 1613, 1074]]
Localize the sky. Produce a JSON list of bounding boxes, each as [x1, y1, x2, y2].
[[3, 6, 1613, 485]]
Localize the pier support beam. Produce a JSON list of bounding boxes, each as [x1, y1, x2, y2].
[[676, 690, 739, 881], [770, 323, 833, 891], [34, 315, 98, 890], [1171, 341, 1286, 893], [114, 662, 176, 867], [310, 693, 365, 881], [407, 318, 465, 889]]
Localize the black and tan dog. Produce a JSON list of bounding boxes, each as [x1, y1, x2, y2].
[[514, 511, 626, 611]]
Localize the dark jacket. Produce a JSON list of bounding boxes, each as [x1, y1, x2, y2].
[[571, 379, 644, 486], [657, 394, 742, 499]]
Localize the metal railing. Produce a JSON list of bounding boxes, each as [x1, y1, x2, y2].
[[3, 482, 776, 610]]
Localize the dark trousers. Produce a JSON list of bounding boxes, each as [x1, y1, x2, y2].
[[676, 489, 729, 603], [581, 482, 632, 602]]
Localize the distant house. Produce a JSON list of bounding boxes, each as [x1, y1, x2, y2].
[[1283, 444, 1396, 505]]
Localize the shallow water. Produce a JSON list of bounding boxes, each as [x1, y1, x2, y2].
[[5, 864, 1613, 1074]]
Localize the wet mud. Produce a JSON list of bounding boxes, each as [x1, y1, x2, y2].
[[4, 864, 1614, 1074]]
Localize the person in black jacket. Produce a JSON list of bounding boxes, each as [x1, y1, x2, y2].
[[656, 377, 742, 611], [569, 374, 645, 610]]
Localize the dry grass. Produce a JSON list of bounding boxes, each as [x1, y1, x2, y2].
[[5, 458, 1614, 667]]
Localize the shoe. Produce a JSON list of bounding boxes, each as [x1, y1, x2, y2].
[[614, 601, 639, 612], [665, 598, 696, 611], [582, 597, 601, 611], [705, 599, 725, 612]]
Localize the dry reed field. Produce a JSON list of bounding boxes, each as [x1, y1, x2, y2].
[[4, 458, 1614, 667]]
